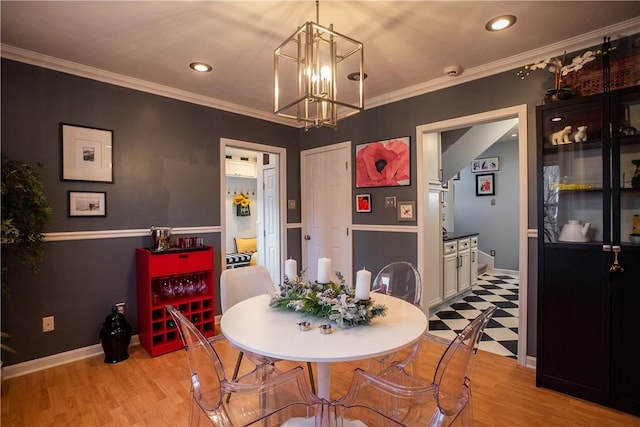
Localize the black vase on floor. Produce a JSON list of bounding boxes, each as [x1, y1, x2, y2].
[[100, 306, 132, 363]]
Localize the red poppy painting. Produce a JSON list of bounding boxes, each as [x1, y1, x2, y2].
[[355, 137, 410, 188]]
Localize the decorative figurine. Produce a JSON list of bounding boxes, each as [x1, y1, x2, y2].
[[550, 126, 572, 145], [574, 125, 588, 142]]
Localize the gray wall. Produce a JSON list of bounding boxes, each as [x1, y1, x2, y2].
[[1, 59, 299, 364], [454, 139, 520, 270]]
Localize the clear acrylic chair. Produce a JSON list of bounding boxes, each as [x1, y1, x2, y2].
[[220, 265, 316, 393], [333, 306, 497, 426], [372, 261, 422, 306], [370, 261, 423, 371], [166, 304, 324, 426]]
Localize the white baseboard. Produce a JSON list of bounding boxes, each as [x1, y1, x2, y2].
[[525, 355, 537, 370], [4, 316, 224, 380], [2, 335, 140, 380]]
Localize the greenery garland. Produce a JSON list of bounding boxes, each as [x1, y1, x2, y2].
[[270, 271, 387, 328]]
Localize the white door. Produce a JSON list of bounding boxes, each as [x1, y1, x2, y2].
[[262, 162, 280, 284], [301, 143, 352, 283]]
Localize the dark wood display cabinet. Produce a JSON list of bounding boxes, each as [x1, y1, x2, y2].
[[136, 246, 215, 357], [537, 85, 640, 416]]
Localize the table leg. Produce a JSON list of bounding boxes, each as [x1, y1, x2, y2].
[[316, 362, 331, 400]]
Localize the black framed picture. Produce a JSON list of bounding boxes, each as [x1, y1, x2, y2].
[[476, 173, 495, 196]]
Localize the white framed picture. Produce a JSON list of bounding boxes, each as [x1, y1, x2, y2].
[[68, 191, 107, 217], [470, 156, 499, 173], [61, 123, 113, 182]]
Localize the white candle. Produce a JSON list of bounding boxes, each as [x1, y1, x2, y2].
[[355, 268, 371, 300], [317, 257, 332, 284], [285, 258, 297, 282]]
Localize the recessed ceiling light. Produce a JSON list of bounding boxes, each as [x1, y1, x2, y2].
[[189, 62, 212, 72], [485, 15, 517, 31], [347, 72, 368, 81]]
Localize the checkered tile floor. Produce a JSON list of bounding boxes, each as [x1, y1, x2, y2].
[[428, 273, 519, 359]]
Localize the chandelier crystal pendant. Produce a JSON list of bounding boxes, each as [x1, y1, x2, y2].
[[274, 0, 364, 130]]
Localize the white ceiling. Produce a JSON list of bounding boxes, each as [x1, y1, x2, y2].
[[2, 1, 640, 127]]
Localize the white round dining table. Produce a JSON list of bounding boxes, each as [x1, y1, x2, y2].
[[220, 293, 428, 400]]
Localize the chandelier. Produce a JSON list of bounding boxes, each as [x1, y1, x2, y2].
[[274, 0, 364, 130]]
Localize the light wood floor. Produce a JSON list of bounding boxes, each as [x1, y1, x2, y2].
[[2, 337, 638, 426]]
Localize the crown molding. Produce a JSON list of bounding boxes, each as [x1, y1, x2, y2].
[[2, 16, 639, 123], [0, 44, 298, 127], [366, 17, 640, 110]]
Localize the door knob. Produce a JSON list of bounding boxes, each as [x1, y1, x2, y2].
[[304, 235, 311, 240]]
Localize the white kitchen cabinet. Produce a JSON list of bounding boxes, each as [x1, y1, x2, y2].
[[470, 236, 478, 287], [436, 234, 479, 309], [423, 132, 443, 186], [443, 241, 458, 300], [457, 238, 470, 293]]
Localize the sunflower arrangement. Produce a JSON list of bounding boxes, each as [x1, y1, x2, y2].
[[232, 193, 251, 216], [232, 193, 251, 207], [270, 271, 387, 328]]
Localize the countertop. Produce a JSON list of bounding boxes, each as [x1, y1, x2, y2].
[[443, 232, 479, 241]]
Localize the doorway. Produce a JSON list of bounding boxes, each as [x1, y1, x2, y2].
[[416, 105, 529, 366], [220, 138, 287, 285]]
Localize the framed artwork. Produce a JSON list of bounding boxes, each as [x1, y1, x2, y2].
[[61, 123, 113, 182], [356, 194, 372, 213], [397, 201, 415, 221], [355, 136, 410, 188], [470, 156, 499, 173], [68, 191, 107, 217], [476, 173, 495, 196]]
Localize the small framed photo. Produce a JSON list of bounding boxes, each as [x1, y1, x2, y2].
[[356, 194, 372, 213], [68, 191, 107, 217], [397, 201, 415, 221], [471, 156, 499, 173], [61, 123, 113, 182], [476, 173, 495, 196]]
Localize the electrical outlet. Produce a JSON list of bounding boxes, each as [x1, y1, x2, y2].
[[490, 250, 496, 257], [42, 316, 55, 332]]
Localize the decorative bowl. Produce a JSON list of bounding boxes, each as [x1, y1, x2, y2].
[[630, 234, 640, 244]]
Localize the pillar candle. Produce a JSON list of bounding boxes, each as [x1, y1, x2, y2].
[[285, 258, 297, 282], [317, 257, 331, 284], [355, 268, 371, 300]]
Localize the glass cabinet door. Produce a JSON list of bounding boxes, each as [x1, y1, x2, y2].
[[614, 89, 640, 244], [540, 96, 605, 244]]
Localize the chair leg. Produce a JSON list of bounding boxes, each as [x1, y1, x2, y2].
[[226, 351, 245, 403], [188, 396, 201, 427], [231, 351, 244, 380], [306, 362, 316, 394], [460, 392, 473, 426]]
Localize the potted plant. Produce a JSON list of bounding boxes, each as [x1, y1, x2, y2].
[[1, 154, 52, 294]]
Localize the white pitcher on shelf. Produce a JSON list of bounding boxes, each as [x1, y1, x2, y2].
[[558, 219, 591, 242]]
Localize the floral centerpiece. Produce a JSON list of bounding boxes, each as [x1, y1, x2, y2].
[[516, 48, 604, 101], [270, 271, 387, 328], [232, 193, 251, 216]]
